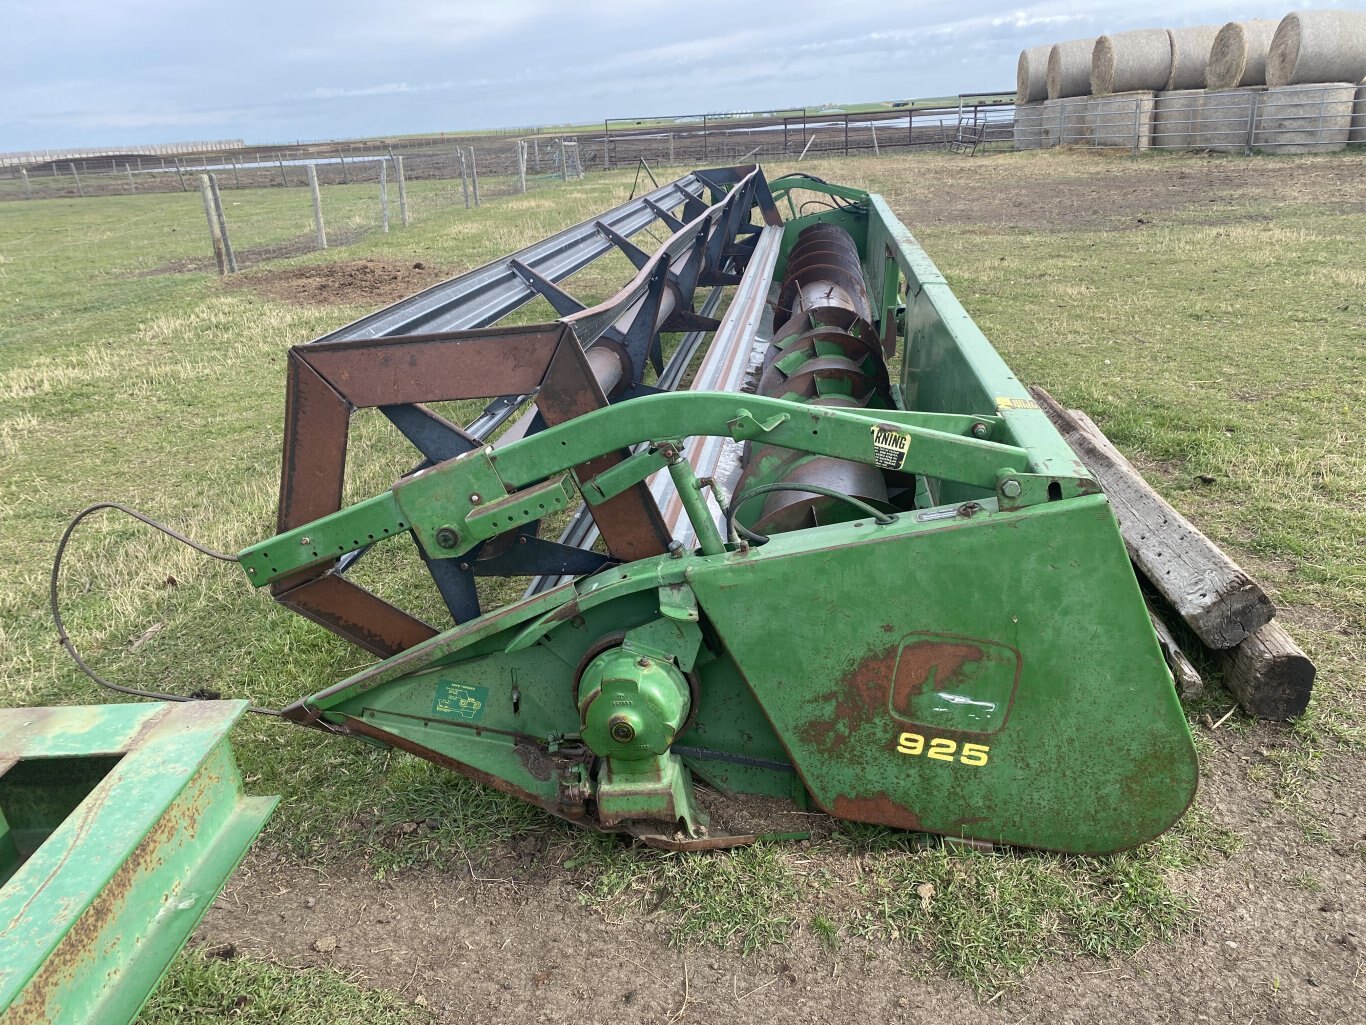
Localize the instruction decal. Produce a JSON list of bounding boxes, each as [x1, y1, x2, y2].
[[871, 425, 912, 470], [432, 679, 488, 723], [995, 396, 1039, 411]]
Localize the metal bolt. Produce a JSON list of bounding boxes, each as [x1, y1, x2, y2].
[[970, 422, 989, 439], [609, 718, 636, 743], [247, 567, 256, 575], [458, 562, 471, 571], [299, 536, 311, 545], [667, 540, 684, 559], [469, 493, 482, 505], [435, 526, 460, 549], [636, 657, 652, 668], [1000, 479, 1022, 499]]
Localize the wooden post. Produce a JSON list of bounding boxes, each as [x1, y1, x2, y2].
[[395, 155, 410, 226], [307, 163, 326, 249], [870, 122, 879, 155], [1218, 621, 1315, 720], [798, 135, 817, 162], [1144, 596, 1203, 701], [70, 162, 85, 197], [558, 140, 568, 182], [468, 147, 480, 206], [379, 159, 390, 232], [277, 154, 288, 188], [603, 119, 611, 170], [126, 163, 135, 193], [230, 156, 240, 188], [20, 167, 30, 199], [458, 148, 470, 208], [198, 175, 226, 275], [207, 173, 236, 272], [339, 149, 349, 184], [533, 138, 540, 172], [174, 157, 187, 192], [668, 133, 675, 164], [517, 141, 526, 194]]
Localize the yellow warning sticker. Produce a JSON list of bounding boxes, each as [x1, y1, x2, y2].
[[871, 425, 911, 470], [995, 396, 1040, 411]]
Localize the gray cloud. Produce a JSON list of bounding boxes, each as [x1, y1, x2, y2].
[[0, 0, 1348, 150]]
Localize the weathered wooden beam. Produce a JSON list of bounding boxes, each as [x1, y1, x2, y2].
[[1144, 595, 1204, 701], [1030, 386, 1274, 649], [1218, 621, 1315, 720]]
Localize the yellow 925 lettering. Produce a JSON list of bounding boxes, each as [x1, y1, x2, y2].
[[896, 732, 989, 767]]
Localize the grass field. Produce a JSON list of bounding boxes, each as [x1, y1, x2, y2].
[[1, 149, 1362, 1020]]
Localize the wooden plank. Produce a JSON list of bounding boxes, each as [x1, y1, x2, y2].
[[1143, 596, 1203, 701], [1219, 621, 1314, 720], [1030, 386, 1274, 649]]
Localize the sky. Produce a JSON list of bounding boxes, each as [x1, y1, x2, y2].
[[1, 1, 1357, 153]]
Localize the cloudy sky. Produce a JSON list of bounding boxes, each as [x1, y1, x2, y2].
[[1, 1, 1354, 152]]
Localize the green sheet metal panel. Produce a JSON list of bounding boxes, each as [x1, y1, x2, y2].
[[0, 701, 276, 1025]]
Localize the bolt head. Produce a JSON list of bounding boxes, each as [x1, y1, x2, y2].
[[468, 493, 482, 505], [609, 718, 636, 744], [299, 536, 311, 545], [1001, 479, 1022, 499], [435, 526, 460, 549]]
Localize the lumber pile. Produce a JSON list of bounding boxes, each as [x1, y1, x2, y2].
[[1030, 387, 1315, 720]]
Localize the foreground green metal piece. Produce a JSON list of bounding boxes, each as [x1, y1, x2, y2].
[[260, 172, 1196, 855], [0, 702, 276, 1024]]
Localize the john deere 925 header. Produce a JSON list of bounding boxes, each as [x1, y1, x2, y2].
[[218, 166, 1196, 854]]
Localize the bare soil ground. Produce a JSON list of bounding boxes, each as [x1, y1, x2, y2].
[[223, 258, 450, 307], [192, 153, 1365, 1023]]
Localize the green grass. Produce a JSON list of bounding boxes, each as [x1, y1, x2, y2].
[[138, 949, 428, 1024], [3, 149, 1363, 1005]]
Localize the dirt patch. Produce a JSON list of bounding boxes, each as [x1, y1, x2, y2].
[[223, 258, 450, 308], [198, 721, 1365, 1025], [862, 152, 1366, 232]]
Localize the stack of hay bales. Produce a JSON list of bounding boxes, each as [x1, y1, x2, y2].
[[1009, 12, 1366, 154]]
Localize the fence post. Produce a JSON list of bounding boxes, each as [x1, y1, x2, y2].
[[126, 163, 136, 193], [458, 148, 470, 208], [307, 163, 327, 249], [69, 163, 85, 198], [870, 122, 879, 155], [603, 120, 611, 170], [380, 159, 390, 232], [703, 115, 708, 159], [339, 149, 349, 184], [20, 167, 30, 199], [174, 157, 188, 192], [230, 156, 240, 188], [469, 147, 480, 206], [396, 155, 410, 226], [208, 173, 236, 272], [198, 175, 226, 275], [1132, 97, 1142, 157], [668, 133, 675, 164], [517, 141, 527, 193], [277, 154, 289, 188], [559, 140, 568, 182], [844, 115, 850, 156], [533, 138, 540, 172]]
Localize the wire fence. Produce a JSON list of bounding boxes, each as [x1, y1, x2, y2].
[[1018, 83, 1366, 155]]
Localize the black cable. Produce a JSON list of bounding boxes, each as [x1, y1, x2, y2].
[[725, 483, 895, 546], [50, 502, 282, 717]]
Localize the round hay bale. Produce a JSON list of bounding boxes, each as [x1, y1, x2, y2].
[[1046, 38, 1097, 99], [1206, 20, 1279, 90], [1088, 92, 1157, 148], [1013, 101, 1045, 149], [1196, 87, 1265, 151], [1092, 29, 1173, 95], [1017, 45, 1052, 103], [1166, 25, 1221, 90], [1266, 10, 1366, 87], [1254, 82, 1356, 152], [1350, 83, 1366, 144], [1041, 97, 1093, 146], [1153, 89, 1205, 148]]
